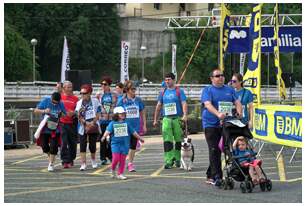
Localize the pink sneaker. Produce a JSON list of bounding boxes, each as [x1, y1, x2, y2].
[[128, 162, 136, 172]]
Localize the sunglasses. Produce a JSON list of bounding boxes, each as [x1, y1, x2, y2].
[[213, 74, 224, 78], [101, 83, 109, 86]]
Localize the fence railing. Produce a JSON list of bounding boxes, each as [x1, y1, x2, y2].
[[4, 83, 302, 101], [4, 104, 201, 143]]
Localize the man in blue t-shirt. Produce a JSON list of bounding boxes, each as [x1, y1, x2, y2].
[[153, 73, 188, 169], [201, 68, 242, 186]]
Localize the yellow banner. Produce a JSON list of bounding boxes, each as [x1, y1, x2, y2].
[[252, 104, 302, 148], [219, 4, 231, 72], [273, 3, 287, 100], [243, 4, 263, 105]]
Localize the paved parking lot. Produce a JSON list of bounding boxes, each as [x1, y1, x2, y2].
[[4, 134, 302, 203]]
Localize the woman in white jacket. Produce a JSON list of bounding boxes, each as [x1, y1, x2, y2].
[[75, 84, 102, 171]]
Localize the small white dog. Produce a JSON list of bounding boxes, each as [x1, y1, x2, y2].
[[180, 137, 194, 171]]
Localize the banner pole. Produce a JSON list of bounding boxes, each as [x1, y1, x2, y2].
[[177, 27, 206, 84]]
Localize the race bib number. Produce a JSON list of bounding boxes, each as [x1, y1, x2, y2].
[[114, 123, 128, 137], [103, 103, 111, 114], [164, 103, 177, 116], [85, 108, 95, 120], [126, 106, 139, 119], [218, 102, 233, 116]]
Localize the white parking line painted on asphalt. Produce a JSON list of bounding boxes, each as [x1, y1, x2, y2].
[[286, 171, 302, 174]]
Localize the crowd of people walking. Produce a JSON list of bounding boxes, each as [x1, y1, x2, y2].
[[34, 69, 254, 183]]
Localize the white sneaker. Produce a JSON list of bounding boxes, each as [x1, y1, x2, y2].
[[111, 170, 116, 178], [117, 174, 127, 180], [91, 159, 98, 169], [80, 163, 87, 171], [48, 164, 54, 172]]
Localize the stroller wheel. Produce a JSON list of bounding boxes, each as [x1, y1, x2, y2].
[[259, 181, 266, 192], [240, 182, 246, 193], [266, 179, 272, 191], [246, 181, 253, 193]]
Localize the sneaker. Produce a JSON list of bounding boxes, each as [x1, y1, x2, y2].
[[63, 163, 69, 169], [100, 159, 108, 165], [205, 178, 215, 185], [164, 164, 172, 169], [175, 160, 181, 168], [48, 164, 54, 172], [117, 174, 128, 180], [111, 170, 116, 178], [128, 162, 136, 172], [91, 159, 98, 169], [80, 163, 87, 171]]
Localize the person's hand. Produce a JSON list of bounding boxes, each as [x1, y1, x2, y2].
[[139, 137, 145, 143], [217, 112, 226, 120], [182, 114, 188, 122], [101, 137, 106, 142], [248, 121, 253, 130], [153, 120, 158, 127], [44, 108, 51, 114]]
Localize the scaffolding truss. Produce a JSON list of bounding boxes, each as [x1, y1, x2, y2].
[[164, 14, 302, 29]]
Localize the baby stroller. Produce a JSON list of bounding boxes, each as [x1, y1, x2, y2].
[[220, 116, 272, 193]]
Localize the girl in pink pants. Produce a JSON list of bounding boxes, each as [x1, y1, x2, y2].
[[102, 106, 144, 180]]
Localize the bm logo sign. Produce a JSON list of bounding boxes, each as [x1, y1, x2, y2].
[[274, 111, 302, 142], [254, 109, 268, 136]]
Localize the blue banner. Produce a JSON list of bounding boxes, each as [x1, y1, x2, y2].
[[228, 26, 302, 53]]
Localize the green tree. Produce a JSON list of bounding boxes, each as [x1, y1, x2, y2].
[[4, 23, 33, 81], [5, 4, 121, 82]]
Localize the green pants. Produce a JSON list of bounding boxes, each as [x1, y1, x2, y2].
[[162, 117, 183, 165]]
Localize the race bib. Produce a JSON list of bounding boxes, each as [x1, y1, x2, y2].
[[47, 120, 58, 130], [85, 108, 95, 120], [114, 123, 128, 137], [218, 101, 233, 116], [103, 103, 111, 114], [126, 106, 139, 119], [164, 103, 177, 116]]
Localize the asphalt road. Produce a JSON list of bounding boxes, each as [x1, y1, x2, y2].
[[4, 134, 302, 203]]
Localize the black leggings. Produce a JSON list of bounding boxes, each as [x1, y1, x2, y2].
[[79, 133, 98, 153], [100, 124, 112, 161], [204, 127, 223, 179], [41, 133, 59, 155]]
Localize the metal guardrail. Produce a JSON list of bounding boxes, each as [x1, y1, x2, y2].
[[4, 104, 201, 143], [4, 83, 302, 101]]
